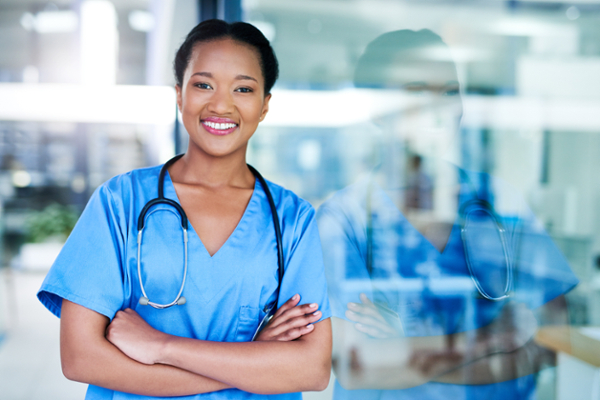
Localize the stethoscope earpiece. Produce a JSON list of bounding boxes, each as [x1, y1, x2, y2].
[[176, 296, 186, 305], [139, 297, 149, 306]]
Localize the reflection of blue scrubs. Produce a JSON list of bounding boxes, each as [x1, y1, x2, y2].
[[37, 165, 331, 400], [317, 167, 578, 400]]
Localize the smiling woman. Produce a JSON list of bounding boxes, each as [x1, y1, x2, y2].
[[36, 19, 332, 400]]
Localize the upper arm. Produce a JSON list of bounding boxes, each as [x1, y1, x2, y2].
[[278, 202, 332, 321], [60, 299, 111, 380], [38, 185, 127, 320], [60, 299, 232, 396], [297, 317, 332, 390]]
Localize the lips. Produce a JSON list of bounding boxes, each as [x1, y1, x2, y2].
[[201, 116, 238, 136]]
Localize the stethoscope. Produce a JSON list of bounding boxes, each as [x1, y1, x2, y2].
[[366, 169, 512, 302], [136, 154, 284, 329]]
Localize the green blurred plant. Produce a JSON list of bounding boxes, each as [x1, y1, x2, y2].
[[25, 204, 79, 243]]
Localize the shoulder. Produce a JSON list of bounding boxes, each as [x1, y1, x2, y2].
[[262, 178, 315, 221], [100, 165, 162, 196], [317, 177, 370, 228], [85, 165, 163, 219], [458, 165, 531, 220]]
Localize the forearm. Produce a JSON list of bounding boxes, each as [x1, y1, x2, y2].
[[159, 319, 332, 394], [434, 339, 556, 385], [334, 296, 565, 389], [332, 316, 537, 389], [63, 336, 230, 395], [61, 300, 230, 396]]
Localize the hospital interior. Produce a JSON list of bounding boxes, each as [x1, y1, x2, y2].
[[1, 0, 600, 399]]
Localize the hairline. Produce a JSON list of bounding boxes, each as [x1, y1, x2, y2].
[[180, 36, 270, 95]]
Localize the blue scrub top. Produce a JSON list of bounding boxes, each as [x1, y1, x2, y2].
[[38, 164, 331, 400], [317, 166, 578, 400]]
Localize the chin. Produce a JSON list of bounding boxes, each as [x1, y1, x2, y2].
[[195, 142, 245, 159]]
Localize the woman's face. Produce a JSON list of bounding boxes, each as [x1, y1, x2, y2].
[[176, 38, 271, 159]]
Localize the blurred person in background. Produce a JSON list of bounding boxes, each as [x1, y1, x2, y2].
[[37, 19, 331, 399], [317, 29, 578, 400]]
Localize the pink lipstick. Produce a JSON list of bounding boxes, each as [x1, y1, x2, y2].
[[201, 116, 238, 136]]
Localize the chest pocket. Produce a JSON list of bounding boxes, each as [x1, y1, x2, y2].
[[235, 306, 266, 341]]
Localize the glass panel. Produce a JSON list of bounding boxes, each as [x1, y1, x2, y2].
[[243, 1, 600, 399]]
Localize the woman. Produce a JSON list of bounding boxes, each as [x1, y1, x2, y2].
[[37, 19, 332, 399], [317, 28, 576, 400]]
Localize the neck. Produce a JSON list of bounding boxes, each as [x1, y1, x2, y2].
[[170, 142, 254, 189]]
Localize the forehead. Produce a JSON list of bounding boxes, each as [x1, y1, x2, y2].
[[387, 60, 458, 88], [185, 38, 263, 81]]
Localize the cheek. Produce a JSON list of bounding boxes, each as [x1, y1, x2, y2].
[[181, 91, 208, 113], [239, 100, 266, 122]]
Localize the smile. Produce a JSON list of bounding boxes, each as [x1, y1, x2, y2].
[[201, 119, 238, 136]]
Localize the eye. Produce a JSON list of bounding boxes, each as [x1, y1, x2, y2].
[[235, 87, 253, 93], [194, 82, 212, 90]]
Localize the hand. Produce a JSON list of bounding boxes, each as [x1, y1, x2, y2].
[[346, 293, 404, 339], [254, 294, 322, 342], [486, 301, 538, 354], [409, 346, 464, 377], [106, 308, 168, 365]]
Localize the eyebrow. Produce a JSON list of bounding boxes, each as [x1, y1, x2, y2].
[[191, 72, 258, 83]]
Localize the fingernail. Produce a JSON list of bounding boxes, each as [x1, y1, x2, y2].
[[306, 324, 314, 329], [313, 311, 321, 316], [293, 294, 299, 300], [309, 303, 317, 309], [348, 303, 358, 310]]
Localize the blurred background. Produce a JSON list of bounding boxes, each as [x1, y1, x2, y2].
[[0, 0, 599, 399]]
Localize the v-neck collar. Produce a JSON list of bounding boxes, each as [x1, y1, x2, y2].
[[370, 181, 465, 257], [163, 170, 260, 260]]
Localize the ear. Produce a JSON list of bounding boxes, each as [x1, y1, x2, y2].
[[175, 85, 183, 113], [259, 93, 271, 122]]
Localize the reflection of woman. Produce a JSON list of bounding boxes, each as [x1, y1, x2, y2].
[[318, 29, 577, 399], [37, 20, 331, 399]]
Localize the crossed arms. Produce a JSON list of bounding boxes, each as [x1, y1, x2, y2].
[[332, 293, 567, 390], [60, 295, 331, 397]]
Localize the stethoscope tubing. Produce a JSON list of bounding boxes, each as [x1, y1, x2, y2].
[[366, 170, 513, 302], [137, 228, 188, 308], [137, 154, 284, 310], [459, 201, 512, 301]]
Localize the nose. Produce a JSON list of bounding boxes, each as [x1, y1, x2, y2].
[[207, 87, 234, 115]]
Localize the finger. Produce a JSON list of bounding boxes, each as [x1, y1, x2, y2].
[[275, 323, 315, 341], [347, 302, 387, 323], [269, 303, 319, 329], [345, 310, 396, 335], [272, 294, 301, 319], [354, 322, 389, 339], [267, 310, 322, 337], [360, 293, 374, 306]]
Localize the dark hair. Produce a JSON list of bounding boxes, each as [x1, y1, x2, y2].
[[174, 19, 279, 95], [354, 29, 458, 89]]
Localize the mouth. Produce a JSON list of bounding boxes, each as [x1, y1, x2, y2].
[[201, 118, 238, 136]]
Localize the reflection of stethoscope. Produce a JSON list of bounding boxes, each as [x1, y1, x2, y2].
[[137, 154, 284, 331], [366, 170, 512, 302]]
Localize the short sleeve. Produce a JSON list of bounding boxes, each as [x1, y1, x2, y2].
[[509, 206, 579, 309], [484, 175, 579, 309], [277, 204, 332, 322], [37, 184, 127, 319]]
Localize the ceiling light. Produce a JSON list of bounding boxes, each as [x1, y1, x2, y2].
[[128, 10, 155, 32]]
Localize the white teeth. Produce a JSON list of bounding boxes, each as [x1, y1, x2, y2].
[[204, 121, 236, 130]]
